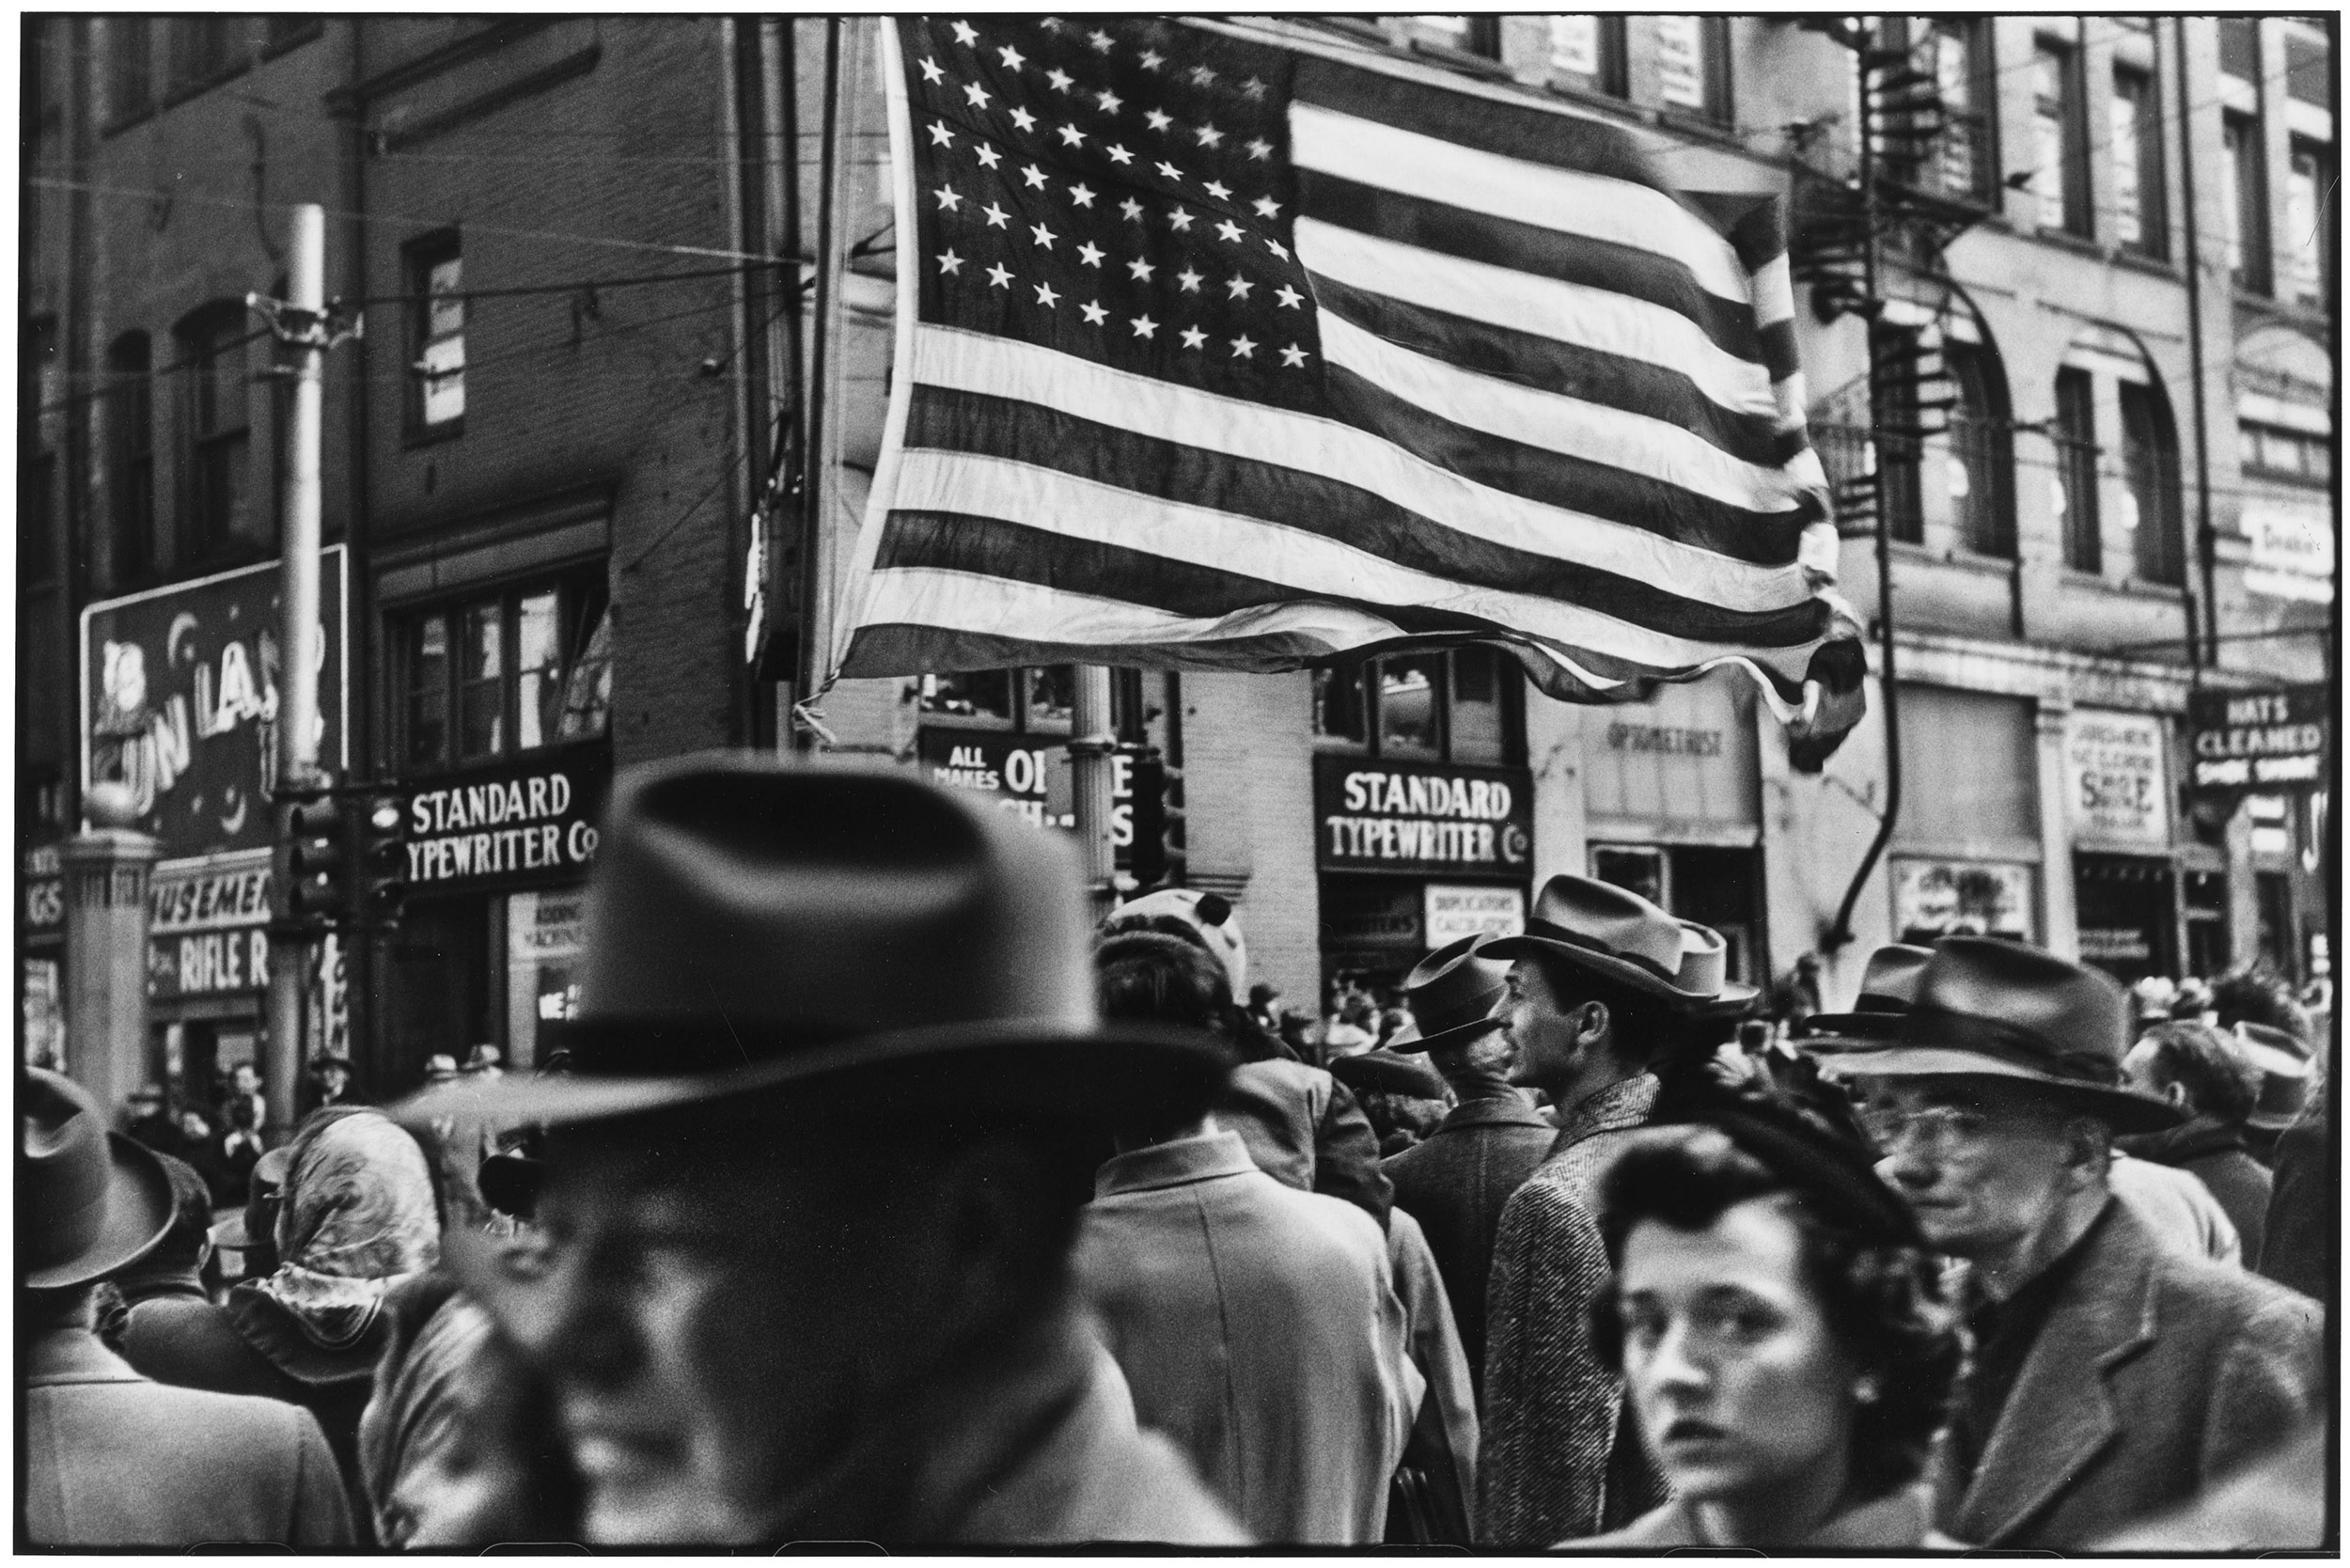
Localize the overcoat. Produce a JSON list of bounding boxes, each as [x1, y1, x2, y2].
[[1476, 1074, 1665, 1545], [1075, 1129, 1419, 1544], [2123, 1117, 2273, 1263], [24, 1326, 353, 1548], [1935, 1200, 2324, 1549], [1381, 1079, 1553, 1391]]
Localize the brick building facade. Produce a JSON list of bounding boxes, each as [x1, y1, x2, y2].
[[19, 15, 2335, 1105]]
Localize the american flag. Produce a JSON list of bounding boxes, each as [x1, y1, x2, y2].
[[831, 15, 1866, 754]]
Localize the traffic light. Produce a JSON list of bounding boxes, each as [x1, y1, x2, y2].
[[280, 787, 348, 925], [1126, 747, 1186, 891], [356, 792, 407, 928]]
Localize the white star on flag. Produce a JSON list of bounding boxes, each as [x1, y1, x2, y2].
[[1069, 182, 1097, 207], [1079, 300, 1107, 324], [1275, 286, 1303, 308], [950, 21, 978, 45], [1034, 282, 1060, 307], [1076, 243, 1104, 267], [964, 83, 990, 108], [1229, 335, 1256, 358], [1180, 326, 1208, 349], [1145, 109, 1172, 132], [1129, 314, 1158, 337], [1176, 267, 1202, 292], [1010, 107, 1037, 131], [1278, 343, 1308, 368], [996, 44, 1025, 69], [1029, 224, 1058, 248], [933, 184, 962, 211], [975, 145, 1001, 168], [981, 202, 1009, 228], [1126, 258, 1155, 281], [985, 263, 1012, 288], [1021, 165, 1048, 189], [1225, 274, 1254, 300], [918, 57, 944, 84], [936, 249, 963, 274]]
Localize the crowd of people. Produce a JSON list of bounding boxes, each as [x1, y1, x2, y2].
[[23, 753, 2331, 1548]]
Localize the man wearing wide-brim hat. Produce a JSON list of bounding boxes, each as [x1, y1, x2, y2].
[[1833, 936, 2322, 1550], [1465, 876, 1755, 1545], [395, 754, 1246, 1546], [1376, 935, 1553, 1401], [22, 1068, 353, 1546]]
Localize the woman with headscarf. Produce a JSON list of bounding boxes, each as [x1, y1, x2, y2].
[[193, 1107, 442, 1539], [358, 1275, 579, 1548]]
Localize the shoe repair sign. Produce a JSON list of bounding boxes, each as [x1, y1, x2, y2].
[[80, 550, 350, 860], [2188, 684, 2329, 795]]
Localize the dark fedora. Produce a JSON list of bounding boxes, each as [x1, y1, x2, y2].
[[1328, 1047, 1450, 1100], [394, 754, 1233, 1135], [1478, 875, 1743, 1010], [1797, 943, 1934, 1050], [2234, 1023, 2314, 1133], [1395, 935, 1508, 1053], [22, 1067, 176, 1292], [1831, 936, 2181, 1133]]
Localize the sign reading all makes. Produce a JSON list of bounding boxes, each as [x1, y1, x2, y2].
[[1314, 756, 1534, 878]]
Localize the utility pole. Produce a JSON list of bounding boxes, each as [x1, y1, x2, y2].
[[255, 203, 332, 1140], [1070, 666, 1119, 920]]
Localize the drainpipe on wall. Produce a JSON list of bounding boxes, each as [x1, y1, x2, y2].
[[2175, 15, 2220, 672]]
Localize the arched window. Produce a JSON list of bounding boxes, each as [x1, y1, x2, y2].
[[2121, 379, 2184, 586], [2055, 328, 2186, 588], [1946, 337, 2014, 558], [105, 331, 154, 586]]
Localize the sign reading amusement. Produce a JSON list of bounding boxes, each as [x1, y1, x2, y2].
[[80, 550, 351, 860], [1313, 756, 1534, 879]]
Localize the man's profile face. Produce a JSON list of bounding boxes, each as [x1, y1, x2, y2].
[[514, 1125, 953, 1544], [1863, 1077, 2079, 1262], [1500, 958, 1584, 1090]]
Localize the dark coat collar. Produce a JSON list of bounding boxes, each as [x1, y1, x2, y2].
[[1429, 1086, 1550, 1136], [1944, 1198, 2162, 1544]]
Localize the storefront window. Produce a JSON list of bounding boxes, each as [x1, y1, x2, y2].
[[460, 602, 504, 760], [916, 669, 1016, 724], [1023, 666, 1075, 732], [1379, 654, 1445, 757], [507, 887, 587, 1070], [1316, 650, 1521, 763], [395, 571, 610, 770]]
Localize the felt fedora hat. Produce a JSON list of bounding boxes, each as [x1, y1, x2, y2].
[[1478, 875, 1731, 1008], [1328, 1046, 1450, 1100], [1395, 935, 1509, 1052], [2234, 1023, 2314, 1132], [1798, 943, 1935, 1050], [394, 753, 1233, 1135], [22, 1067, 176, 1292], [1676, 921, 1761, 1015], [1831, 936, 2182, 1133]]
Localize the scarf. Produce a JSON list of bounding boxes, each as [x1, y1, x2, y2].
[[250, 1109, 440, 1349]]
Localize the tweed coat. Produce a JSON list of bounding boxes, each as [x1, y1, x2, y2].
[[1476, 1074, 1665, 1546], [1075, 1129, 1419, 1544], [1935, 1199, 2324, 1549], [1380, 1079, 1554, 1391], [24, 1326, 354, 1547]]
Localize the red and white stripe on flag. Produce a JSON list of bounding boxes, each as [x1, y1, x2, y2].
[[832, 15, 1866, 757]]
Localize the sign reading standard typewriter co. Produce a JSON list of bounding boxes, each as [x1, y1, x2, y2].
[[2188, 684, 2329, 794], [1315, 756, 1533, 879], [400, 747, 612, 895]]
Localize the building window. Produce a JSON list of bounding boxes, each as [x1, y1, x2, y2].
[[263, 16, 321, 55], [1313, 649, 1524, 763], [1655, 16, 1731, 125], [109, 17, 151, 124], [408, 234, 466, 434], [165, 17, 243, 100], [1548, 16, 1628, 98], [1872, 322, 1926, 545], [2285, 142, 2333, 312], [396, 574, 612, 770], [105, 332, 155, 586], [1880, 19, 1996, 204], [2111, 69, 2166, 259], [2218, 17, 2261, 83], [22, 317, 57, 588], [2240, 422, 2334, 485], [2032, 43, 2091, 237], [2120, 383, 2184, 585], [179, 304, 258, 562], [2284, 30, 2329, 106], [2053, 368, 2101, 572], [913, 666, 1088, 732], [2222, 113, 2271, 294], [1947, 340, 2014, 558], [1408, 15, 1500, 58]]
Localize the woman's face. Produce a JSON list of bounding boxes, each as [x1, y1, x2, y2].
[[1616, 1196, 1860, 1509], [380, 1399, 541, 1549]]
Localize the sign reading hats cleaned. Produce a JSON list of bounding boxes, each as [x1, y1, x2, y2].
[[397, 746, 611, 895], [2187, 683, 2328, 793], [1315, 756, 1533, 878]]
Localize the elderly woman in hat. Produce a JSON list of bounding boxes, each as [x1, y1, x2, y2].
[[1582, 1049, 1965, 1548]]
